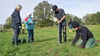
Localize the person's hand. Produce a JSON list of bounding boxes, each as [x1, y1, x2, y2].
[[19, 26, 21, 29], [30, 21, 33, 23], [58, 21, 60, 24], [58, 20, 62, 24]]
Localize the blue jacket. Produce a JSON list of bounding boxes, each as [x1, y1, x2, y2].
[[24, 17, 35, 30]]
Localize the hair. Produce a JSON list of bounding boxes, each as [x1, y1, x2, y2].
[[27, 13, 31, 17], [72, 21, 80, 28], [16, 4, 22, 9]]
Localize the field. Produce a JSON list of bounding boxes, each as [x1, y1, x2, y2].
[[0, 25, 100, 56]]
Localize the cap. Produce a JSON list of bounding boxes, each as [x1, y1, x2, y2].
[[72, 21, 80, 28], [52, 5, 58, 11]]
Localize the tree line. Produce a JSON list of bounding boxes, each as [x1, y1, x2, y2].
[[3, 1, 100, 29]]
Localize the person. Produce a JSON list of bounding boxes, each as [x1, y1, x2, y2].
[[21, 22, 25, 34], [68, 19, 73, 32], [11, 5, 22, 45], [71, 21, 97, 48], [24, 13, 35, 43], [52, 5, 67, 44]]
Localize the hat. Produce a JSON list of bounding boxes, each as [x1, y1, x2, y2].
[[72, 21, 80, 28], [27, 13, 31, 17], [52, 5, 58, 11]]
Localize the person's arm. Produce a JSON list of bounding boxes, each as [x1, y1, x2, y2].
[[55, 17, 60, 24], [59, 9, 66, 23], [72, 32, 80, 46], [81, 28, 88, 48], [60, 15, 66, 22], [55, 17, 59, 22]]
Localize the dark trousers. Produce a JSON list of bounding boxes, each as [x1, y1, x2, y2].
[[28, 30, 34, 42], [12, 27, 20, 45], [58, 22, 67, 43]]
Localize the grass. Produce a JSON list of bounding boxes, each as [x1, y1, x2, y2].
[[0, 25, 100, 56]]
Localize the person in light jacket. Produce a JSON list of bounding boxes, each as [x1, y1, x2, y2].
[[24, 13, 35, 43]]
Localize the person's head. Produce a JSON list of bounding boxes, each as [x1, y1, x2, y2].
[[27, 13, 32, 17], [72, 21, 80, 31], [52, 5, 59, 12], [15, 4, 22, 11]]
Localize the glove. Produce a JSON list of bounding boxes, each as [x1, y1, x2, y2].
[[19, 26, 21, 29]]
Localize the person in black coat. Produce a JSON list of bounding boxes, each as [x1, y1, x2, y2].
[[11, 5, 22, 45], [71, 21, 96, 48]]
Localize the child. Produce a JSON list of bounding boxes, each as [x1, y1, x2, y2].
[[21, 22, 25, 34], [71, 21, 96, 48]]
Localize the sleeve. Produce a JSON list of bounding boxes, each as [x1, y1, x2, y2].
[[26, 18, 33, 25], [81, 28, 88, 47], [72, 32, 80, 45], [61, 9, 66, 16], [15, 12, 21, 27], [25, 20, 30, 25]]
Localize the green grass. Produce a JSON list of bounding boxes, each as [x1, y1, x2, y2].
[[0, 25, 100, 56]]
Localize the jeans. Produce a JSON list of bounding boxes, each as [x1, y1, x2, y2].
[[28, 30, 34, 42], [58, 22, 67, 43], [12, 27, 20, 45], [76, 38, 97, 48]]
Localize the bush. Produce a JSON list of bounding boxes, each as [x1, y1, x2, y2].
[[3, 24, 11, 29]]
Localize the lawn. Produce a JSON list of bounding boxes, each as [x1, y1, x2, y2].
[[0, 25, 100, 56]]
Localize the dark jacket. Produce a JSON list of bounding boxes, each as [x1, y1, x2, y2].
[[72, 26, 94, 47], [54, 9, 66, 23], [11, 9, 21, 28]]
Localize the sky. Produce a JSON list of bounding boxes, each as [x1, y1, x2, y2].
[[0, 0, 100, 25]]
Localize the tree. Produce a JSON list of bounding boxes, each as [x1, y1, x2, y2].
[[4, 16, 12, 29], [83, 12, 100, 25], [73, 16, 83, 24], [66, 14, 83, 24], [33, 1, 54, 27]]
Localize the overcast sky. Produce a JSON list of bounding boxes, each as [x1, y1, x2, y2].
[[0, 0, 100, 24]]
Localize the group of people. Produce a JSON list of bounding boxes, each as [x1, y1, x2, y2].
[[11, 5, 35, 45], [11, 5, 97, 48]]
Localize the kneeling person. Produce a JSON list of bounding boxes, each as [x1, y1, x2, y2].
[[72, 21, 96, 48]]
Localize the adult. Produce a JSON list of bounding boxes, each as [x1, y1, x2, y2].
[[11, 5, 22, 45], [52, 5, 67, 44], [24, 13, 35, 43], [72, 21, 97, 48]]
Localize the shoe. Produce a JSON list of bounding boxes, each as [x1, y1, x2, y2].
[[12, 41, 14, 45]]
